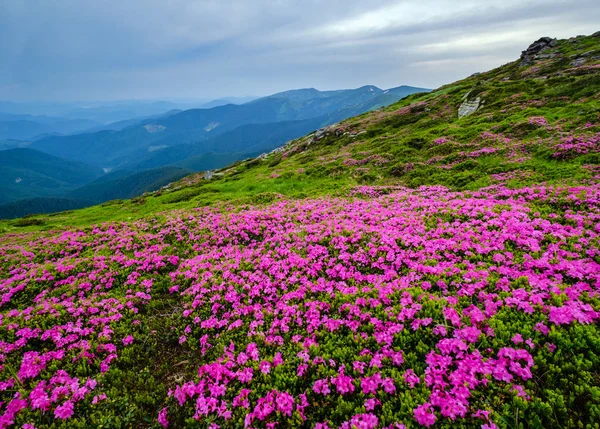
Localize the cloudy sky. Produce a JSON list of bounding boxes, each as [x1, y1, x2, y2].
[[1, 0, 598, 102]]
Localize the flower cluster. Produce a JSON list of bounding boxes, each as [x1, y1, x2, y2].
[[554, 133, 600, 159], [343, 155, 390, 167], [528, 116, 549, 127], [433, 137, 451, 145]]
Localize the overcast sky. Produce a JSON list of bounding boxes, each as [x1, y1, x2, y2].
[[1, 0, 598, 102]]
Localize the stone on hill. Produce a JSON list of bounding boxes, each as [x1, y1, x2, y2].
[[520, 37, 558, 65], [458, 97, 482, 118], [314, 125, 338, 141], [312, 124, 346, 142]]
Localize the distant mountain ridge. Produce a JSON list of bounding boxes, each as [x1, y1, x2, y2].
[[0, 84, 429, 218], [0, 113, 100, 140], [0, 100, 205, 124]]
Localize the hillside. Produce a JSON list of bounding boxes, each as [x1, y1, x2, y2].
[[0, 166, 193, 219], [0, 148, 103, 204], [0, 149, 194, 218], [66, 166, 192, 203], [123, 114, 341, 171], [0, 197, 95, 220], [0, 33, 599, 429]]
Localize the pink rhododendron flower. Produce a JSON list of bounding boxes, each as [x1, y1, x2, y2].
[[158, 407, 169, 428], [414, 403, 437, 427], [54, 400, 74, 420]]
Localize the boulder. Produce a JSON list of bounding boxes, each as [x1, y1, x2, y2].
[[458, 97, 482, 119]]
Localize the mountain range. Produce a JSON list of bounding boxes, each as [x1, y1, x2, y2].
[[0, 84, 429, 218]]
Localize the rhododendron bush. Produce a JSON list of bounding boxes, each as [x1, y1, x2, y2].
[[1, 184, 600, 428]]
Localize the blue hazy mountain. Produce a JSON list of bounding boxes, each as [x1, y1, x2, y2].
[[0, 112, 101, 140], [0, 100, 206, 124], [0, 148, 104, 204]]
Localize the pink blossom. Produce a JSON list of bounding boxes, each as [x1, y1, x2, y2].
[[414, 403, 437, 427], [158, 407, 169, 428], [313, 379, 330, 395], [54, 400, 74, 420]]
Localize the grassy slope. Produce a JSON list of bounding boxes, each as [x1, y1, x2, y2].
[[1, 34, 599, 233]]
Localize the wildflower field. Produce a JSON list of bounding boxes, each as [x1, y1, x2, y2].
[[2, 183, 600, 428], [1, 34, 600, 428]]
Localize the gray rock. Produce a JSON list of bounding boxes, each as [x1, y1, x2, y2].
[[314, 128, 327, 140], [537, 53, 559, 60], [592, 31, 600, 38], [314, 125, 333, 141], [520, 37, 558, 65], [458, 97, 482, 119], [571, 58, 587, 67]]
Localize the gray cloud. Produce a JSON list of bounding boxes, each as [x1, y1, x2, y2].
[[0, 0, 598, 101]]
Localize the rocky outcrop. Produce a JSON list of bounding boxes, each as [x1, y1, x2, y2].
[[520, 37, 558, 65], [313, 126, 333, 141], [313, 124, 346, 141], [458, 97, 482, 119], [569, 49, 598, 67]]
